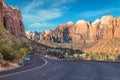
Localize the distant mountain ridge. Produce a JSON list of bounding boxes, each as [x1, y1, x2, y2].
[[39, 15, 120, 43], [37, 15, 120, 54]]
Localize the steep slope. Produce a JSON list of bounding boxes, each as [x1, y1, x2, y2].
[[0, 0, 25, 36], [85, 38, 120, 54], [0, 0, 31, 68]]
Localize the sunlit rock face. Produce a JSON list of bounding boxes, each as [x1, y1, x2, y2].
[[39, 15, 120, 45], [25, 31, 40, 42], [0, 0, 25, 36]]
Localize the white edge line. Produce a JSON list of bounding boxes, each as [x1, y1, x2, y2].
[[0, 55, 48, 78]]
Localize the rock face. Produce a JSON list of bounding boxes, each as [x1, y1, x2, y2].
[[0, 0, 25, 36], [39, 15, 120, 45], [25, 31, 40, 42]]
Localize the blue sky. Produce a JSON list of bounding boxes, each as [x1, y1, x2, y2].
[[5, 0, 120, 32]]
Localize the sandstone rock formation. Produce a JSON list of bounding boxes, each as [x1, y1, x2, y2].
[[39, 15, 120, 53], [25, 31, 40, 42], [0, 0, 25, 36]]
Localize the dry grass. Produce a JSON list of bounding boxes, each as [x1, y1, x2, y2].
[[85, 38, 120, 54]]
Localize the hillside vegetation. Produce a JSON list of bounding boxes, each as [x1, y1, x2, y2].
[[0, 25, 31, 67]]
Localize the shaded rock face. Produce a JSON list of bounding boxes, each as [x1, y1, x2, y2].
[[0, 0, 25, 36], [39, 24, 73, 43], [39, 15, 120, 45]]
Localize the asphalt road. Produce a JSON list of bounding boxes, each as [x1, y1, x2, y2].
[[0, 54, 120, 80], [0, 55, 45, 76]]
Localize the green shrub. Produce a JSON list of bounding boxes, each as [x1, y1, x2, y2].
[[0, 53, 3, 60], [83, 52, 119, 61], [18, 47, 30, 57], [0, 27, 31, 63], [1, 61, 9, 67], [64, 52, 69, 58], [12, 43, 20, 50], [0, 42, 31, 62], [0, 25, 4, 31], [0, 44, 13, 60], [47, 50, 64, 58]]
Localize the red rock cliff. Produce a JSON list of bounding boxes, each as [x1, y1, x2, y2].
[[0, 0, 25, 36], [39, 15, 120, 45]]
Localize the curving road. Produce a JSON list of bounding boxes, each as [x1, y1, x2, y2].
[[0, 54, 120, 80]]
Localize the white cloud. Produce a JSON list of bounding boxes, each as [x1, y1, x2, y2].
[[22, 0, 64, 26], [23, 0, 44, 15], [29, 22, 55, 28], [23, 8, 62, 24], [78, 7, 120, 18], [22, 0, 77, 31], [79, 9, 111, 17], [37, 8, 62, 19], [51, 0, 77, 8], [26, 22, 57, 32]]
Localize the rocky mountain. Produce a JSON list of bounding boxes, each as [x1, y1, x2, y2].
[[0, 0, 32, 67], [0, 0, 25, 36], [25, 31, 40, 42], [39, 15, 120, 53]]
